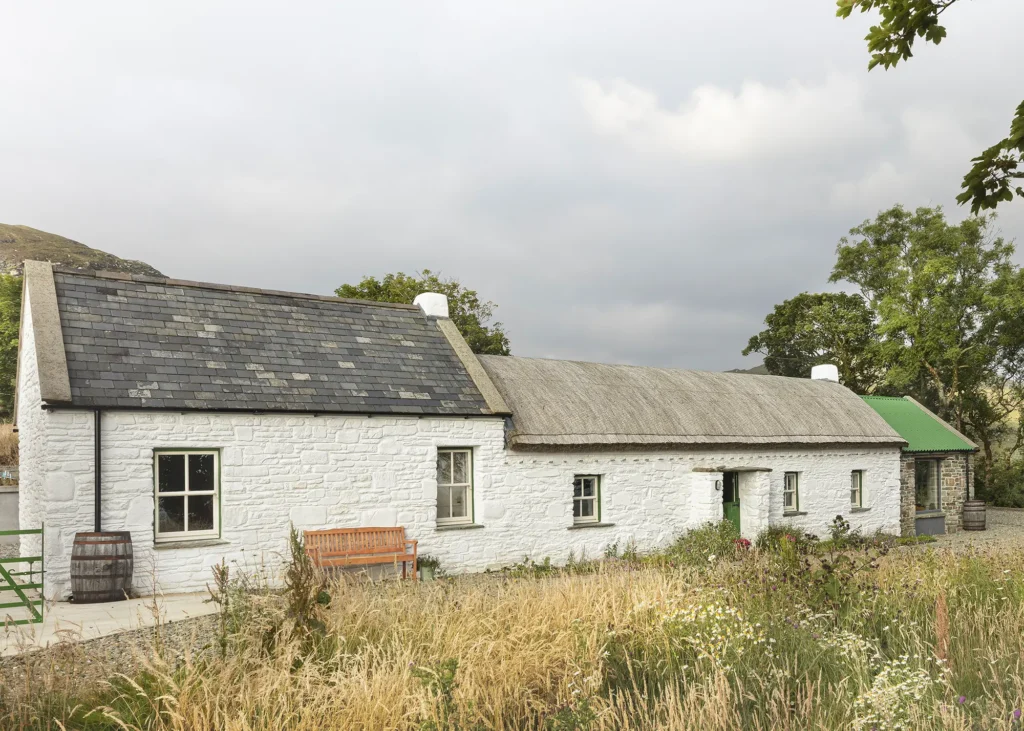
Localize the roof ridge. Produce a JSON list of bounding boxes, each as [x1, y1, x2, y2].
[[48, 264, 420, 311], [481, 354, 819, 382]]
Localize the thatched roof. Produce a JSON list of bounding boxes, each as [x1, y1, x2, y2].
[[478, 356, 906, 450]]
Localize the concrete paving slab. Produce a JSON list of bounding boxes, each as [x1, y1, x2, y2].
[[1, 592, 217, 657]]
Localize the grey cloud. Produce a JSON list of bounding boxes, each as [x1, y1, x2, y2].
[[2, 0, 1022, 373]]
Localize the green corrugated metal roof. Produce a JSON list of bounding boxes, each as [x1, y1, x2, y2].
[[861, 396, 977, 453]]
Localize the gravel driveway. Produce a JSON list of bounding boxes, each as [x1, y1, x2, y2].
[[933, 507, 1024, 550]]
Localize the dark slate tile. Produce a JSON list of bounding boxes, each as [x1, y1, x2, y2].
[[54, 270, 490, 416]]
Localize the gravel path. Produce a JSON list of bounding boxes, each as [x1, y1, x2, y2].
[[0, 614, 219, 702], [932, 508, 1024, 551], [0, 542, 18, 560]]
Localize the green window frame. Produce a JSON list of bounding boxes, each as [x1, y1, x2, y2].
[[154, 449, 221, 542], [783, 472, 799, 513], [851, 470, 864, 508], [573, 475, 601, 524], [436, 448, 474, 525]]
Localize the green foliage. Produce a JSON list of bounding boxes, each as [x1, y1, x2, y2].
[[545, 695, 597, 731], [836, 1, 1023, 211], [505, 556, 558, 578], [975, 455, 1024, 508], [413, 659, 487, 731], [418, 554, 442, 572], [895, 534, 937, 545], [0, 274, 22, 418], [742, 291, 884, 393], [284, 525, 328, 638], [336, 270, 510, 355], [663, 520, 740, 567], [754, 525, 819, 554], [830, 206, 1023, 454], [748, 205, 1024, 506]]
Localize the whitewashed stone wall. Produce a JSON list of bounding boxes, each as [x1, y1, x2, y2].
[[16, 295, 45, 561], [18, 306, 903, 599]]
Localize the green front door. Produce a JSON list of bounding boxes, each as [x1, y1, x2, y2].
[[723, 472, 741, 533]]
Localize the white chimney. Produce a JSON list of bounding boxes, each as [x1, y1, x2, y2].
[[414, 292, 449, 318], [811, 364, 840, 383]]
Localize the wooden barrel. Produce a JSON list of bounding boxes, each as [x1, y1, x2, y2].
[[70, 531, 133, 603], [962, 500, 987, 532]]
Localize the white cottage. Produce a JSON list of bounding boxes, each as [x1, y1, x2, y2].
[[15, 261, 907, 600]]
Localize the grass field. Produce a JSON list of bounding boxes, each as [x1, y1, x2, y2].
[[3, 524, 1024, 730]]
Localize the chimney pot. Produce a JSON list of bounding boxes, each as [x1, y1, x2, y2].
[[414, 292, 449, 318], [811, 364, 840, 383]]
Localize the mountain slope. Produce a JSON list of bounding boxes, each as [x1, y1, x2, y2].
[[726, 363, 770, 375], [0, 224, 164, 277]]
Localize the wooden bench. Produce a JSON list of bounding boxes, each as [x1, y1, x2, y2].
[[303, 526, 418, 580]]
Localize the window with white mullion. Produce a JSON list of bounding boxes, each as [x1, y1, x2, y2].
[[437, 448, 473, 525], [783, 472, 799, 513], [573, 475, 600, 524], [155, 451, 219, 541], [851, 470, 864, 508]]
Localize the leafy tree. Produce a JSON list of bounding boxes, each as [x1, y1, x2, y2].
[[747, 205, 1024, 486], [335, 270, 510, 356], [829, 205, 1019, 452], [0, 275, 22, 418], [837, 0, 1024, 212], [742, 292, 883, 394]]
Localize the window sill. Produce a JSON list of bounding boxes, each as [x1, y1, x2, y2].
[[850, 507, 871, 513], [154, 538, 229, 550], [568, 522, 616, 530], [782, 511, 808, 517], [435, 523, 484, 532]]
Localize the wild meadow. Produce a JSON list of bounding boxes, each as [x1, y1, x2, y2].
[[3, 521, 1024, 730]]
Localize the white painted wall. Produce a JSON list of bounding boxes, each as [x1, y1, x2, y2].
[[17, 309, 903, 600], [16, 295, 45, 561]]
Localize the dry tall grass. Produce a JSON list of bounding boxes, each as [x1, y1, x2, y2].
[[4, 539, 1024, 730], [0, 423, 18, 466]]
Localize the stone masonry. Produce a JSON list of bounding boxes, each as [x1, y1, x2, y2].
[[898, 452, 974, 536]]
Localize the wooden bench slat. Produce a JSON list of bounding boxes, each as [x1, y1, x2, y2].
[[304, 526, 418, 580]]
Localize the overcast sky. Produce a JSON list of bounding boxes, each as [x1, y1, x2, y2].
[[3, 1, 1023, 371]]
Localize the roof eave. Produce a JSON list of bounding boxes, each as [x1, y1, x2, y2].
[[507, 434, 908, 451]]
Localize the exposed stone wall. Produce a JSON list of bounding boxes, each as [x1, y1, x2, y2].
[[899, 456, 917, 537], [898, 452, 974, 536], [942, 452, 972, 533]]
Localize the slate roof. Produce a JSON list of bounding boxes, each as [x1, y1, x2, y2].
[[51, 268, 492, 415], [861, 396, 977, 453], [479, 355, 907, 449]]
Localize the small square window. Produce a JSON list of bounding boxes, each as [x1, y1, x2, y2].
[[851, 470, 863, 508], [783, 472, 799, 513], [573, 475, 600, 524], [155, 450, 220, 542]]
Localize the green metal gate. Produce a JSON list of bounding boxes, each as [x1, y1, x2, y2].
[[0, 526, 44, 625]]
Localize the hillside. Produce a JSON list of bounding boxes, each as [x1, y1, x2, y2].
[[726, 363, 770, 375], [0, 224, 164, 277]]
